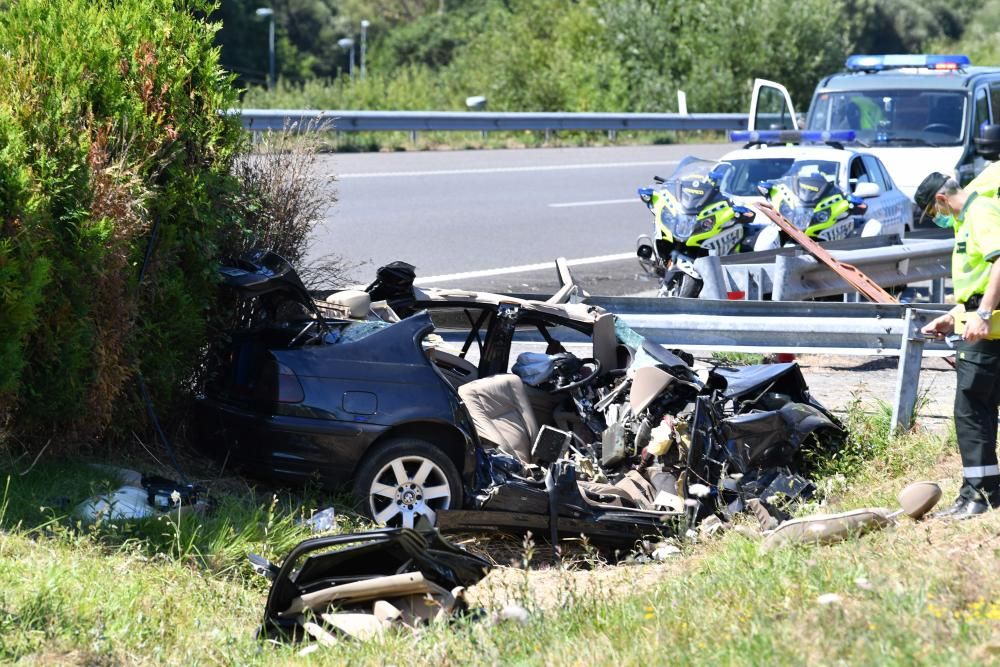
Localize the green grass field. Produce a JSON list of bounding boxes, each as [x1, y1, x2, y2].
[[2, 403, 998, 666]]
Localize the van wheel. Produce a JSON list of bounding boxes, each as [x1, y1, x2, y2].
[[352, 438, 461, 529]]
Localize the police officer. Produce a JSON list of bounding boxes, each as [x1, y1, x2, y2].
[[919, 171, 1000, 518]]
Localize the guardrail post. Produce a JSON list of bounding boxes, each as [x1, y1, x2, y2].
[[772, 254, 803, 302], [931, 277, 945, 303], [409, 130, 418, 143], [694, 255, 728, 300], [891, 308, 932, 433]]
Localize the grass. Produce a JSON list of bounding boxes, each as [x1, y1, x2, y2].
[[1, 402, 997, 665]]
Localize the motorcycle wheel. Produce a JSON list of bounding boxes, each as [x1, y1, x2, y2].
[[660, 274, 702, 298]]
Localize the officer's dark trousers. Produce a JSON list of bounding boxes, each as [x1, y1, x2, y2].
[[955, 338, 1000, 502]]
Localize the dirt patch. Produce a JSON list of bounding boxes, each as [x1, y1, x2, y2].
[[794, 354, 956, 430]]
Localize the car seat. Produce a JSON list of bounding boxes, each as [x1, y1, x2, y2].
[[457, 374, 658, 509]]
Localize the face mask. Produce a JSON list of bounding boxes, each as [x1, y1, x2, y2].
[[933, 213, 956, 229]]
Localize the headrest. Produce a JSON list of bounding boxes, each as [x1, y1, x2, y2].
[[325, 290, 371, 319]]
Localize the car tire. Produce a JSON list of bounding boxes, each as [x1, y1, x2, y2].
[[352, 437, 462, 529]]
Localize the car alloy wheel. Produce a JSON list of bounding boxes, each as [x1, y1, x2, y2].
[[367, 455, 453, 528]]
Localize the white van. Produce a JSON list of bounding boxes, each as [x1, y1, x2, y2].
[[751, 54, 1000, 204]]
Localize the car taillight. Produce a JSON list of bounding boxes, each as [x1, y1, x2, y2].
[[256, 360, 305, 404], [274, 362, 304, 403]]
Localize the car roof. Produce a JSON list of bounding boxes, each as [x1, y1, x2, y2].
[[816, 67, 1000, 93], [412, 286, 605, 325], [719, 145, 855, 165]]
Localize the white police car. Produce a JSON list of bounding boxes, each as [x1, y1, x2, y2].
[[751, 54, 1000, 202], [715, 131, 911, 249]]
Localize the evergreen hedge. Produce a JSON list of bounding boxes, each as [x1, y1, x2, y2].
[[0, 0, 244, 446]]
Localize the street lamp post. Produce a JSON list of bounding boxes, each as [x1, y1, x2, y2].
[[255, 7, 275, 91], [337, 37, 355, 79], [360, 20, 370, 80]]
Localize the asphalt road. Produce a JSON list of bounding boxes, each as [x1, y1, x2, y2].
[[309, 144, 733, 294]]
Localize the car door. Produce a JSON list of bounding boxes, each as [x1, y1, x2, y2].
[[860, 154, 908, 235], [749, 79, 799, 131]]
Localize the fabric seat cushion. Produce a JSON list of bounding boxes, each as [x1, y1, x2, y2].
[[458, 374, 539, 463]]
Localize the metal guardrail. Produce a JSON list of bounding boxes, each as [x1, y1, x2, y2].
[[591, 297, 951, 355], [235, 109, 749, 136], [585, 297, 952, 432], [694, 237, 953, 301]]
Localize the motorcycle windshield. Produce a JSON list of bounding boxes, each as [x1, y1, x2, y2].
[[771, 161, 840, 230], [666, 156, 718, 182]]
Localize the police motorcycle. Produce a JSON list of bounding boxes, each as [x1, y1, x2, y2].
[[636, 157, 756, 298], [752, 159, 870, 251]]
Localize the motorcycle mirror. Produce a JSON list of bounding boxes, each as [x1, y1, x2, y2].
[[653, 175, 665, 184]]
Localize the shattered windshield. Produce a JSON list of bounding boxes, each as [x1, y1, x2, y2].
[[324, 320, 392, 344], [808, 89, 966, 146], [614, 318, 689, 371]]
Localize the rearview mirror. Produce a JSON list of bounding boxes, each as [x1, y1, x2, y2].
[[975, 124, 1000, 160], [853, 182, 881, 198]]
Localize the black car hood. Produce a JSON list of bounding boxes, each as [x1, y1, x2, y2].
[[713, 362, 805, 399], [218, 249, 315, 313]]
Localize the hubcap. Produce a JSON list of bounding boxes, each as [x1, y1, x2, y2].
[[368, 456, 452, 529]]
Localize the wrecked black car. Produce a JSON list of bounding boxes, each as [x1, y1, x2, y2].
[[195, 250, 843, 544]]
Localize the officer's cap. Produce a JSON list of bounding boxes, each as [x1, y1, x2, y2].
[[915, 171, 950, 213]]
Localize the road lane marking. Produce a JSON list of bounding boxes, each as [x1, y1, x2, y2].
[[549, 198, 636, 208], [338, 160, 678, 179], [414, 252, 635, 284]]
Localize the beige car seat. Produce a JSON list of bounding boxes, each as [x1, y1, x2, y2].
[[458, 374, 658, 510], [458, 374, 538, 462]]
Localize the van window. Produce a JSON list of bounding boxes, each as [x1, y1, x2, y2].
[[972, 88, 990, 136], [808, 90, 966, 146], [990, 83, 1000, 126], [755, 86, 796, 131]]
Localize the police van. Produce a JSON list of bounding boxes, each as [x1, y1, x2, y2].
[[751, 54, 1000, 205]]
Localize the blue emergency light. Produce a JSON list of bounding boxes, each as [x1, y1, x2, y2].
[[729, 130, 856, 144], [845, 54, 970, 72]]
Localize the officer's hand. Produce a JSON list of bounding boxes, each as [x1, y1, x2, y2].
[[921, 313, 955, 339], [964, 316, 990, 342]]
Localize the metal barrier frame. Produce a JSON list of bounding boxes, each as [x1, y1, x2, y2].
[[234, 109, 749, 139]]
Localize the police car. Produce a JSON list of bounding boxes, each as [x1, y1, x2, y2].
[[715, 131, 911, 248], [751, 54, 1000, 203]]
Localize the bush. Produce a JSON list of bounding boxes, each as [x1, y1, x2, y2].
[[0, 0, 244, 446]]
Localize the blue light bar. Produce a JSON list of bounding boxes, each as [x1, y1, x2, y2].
[[730, 130, 856, 144], [845, 54, 970, 72]]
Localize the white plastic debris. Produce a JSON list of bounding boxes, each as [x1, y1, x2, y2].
[[817, 593, 843, 605], [653, 490, 685, 513], [651, 542, 682, 560], [493, 603, 530, 626], [74, 486, 157, 522], [303, 507, 337, 533], [688, 483, 711, 498]]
